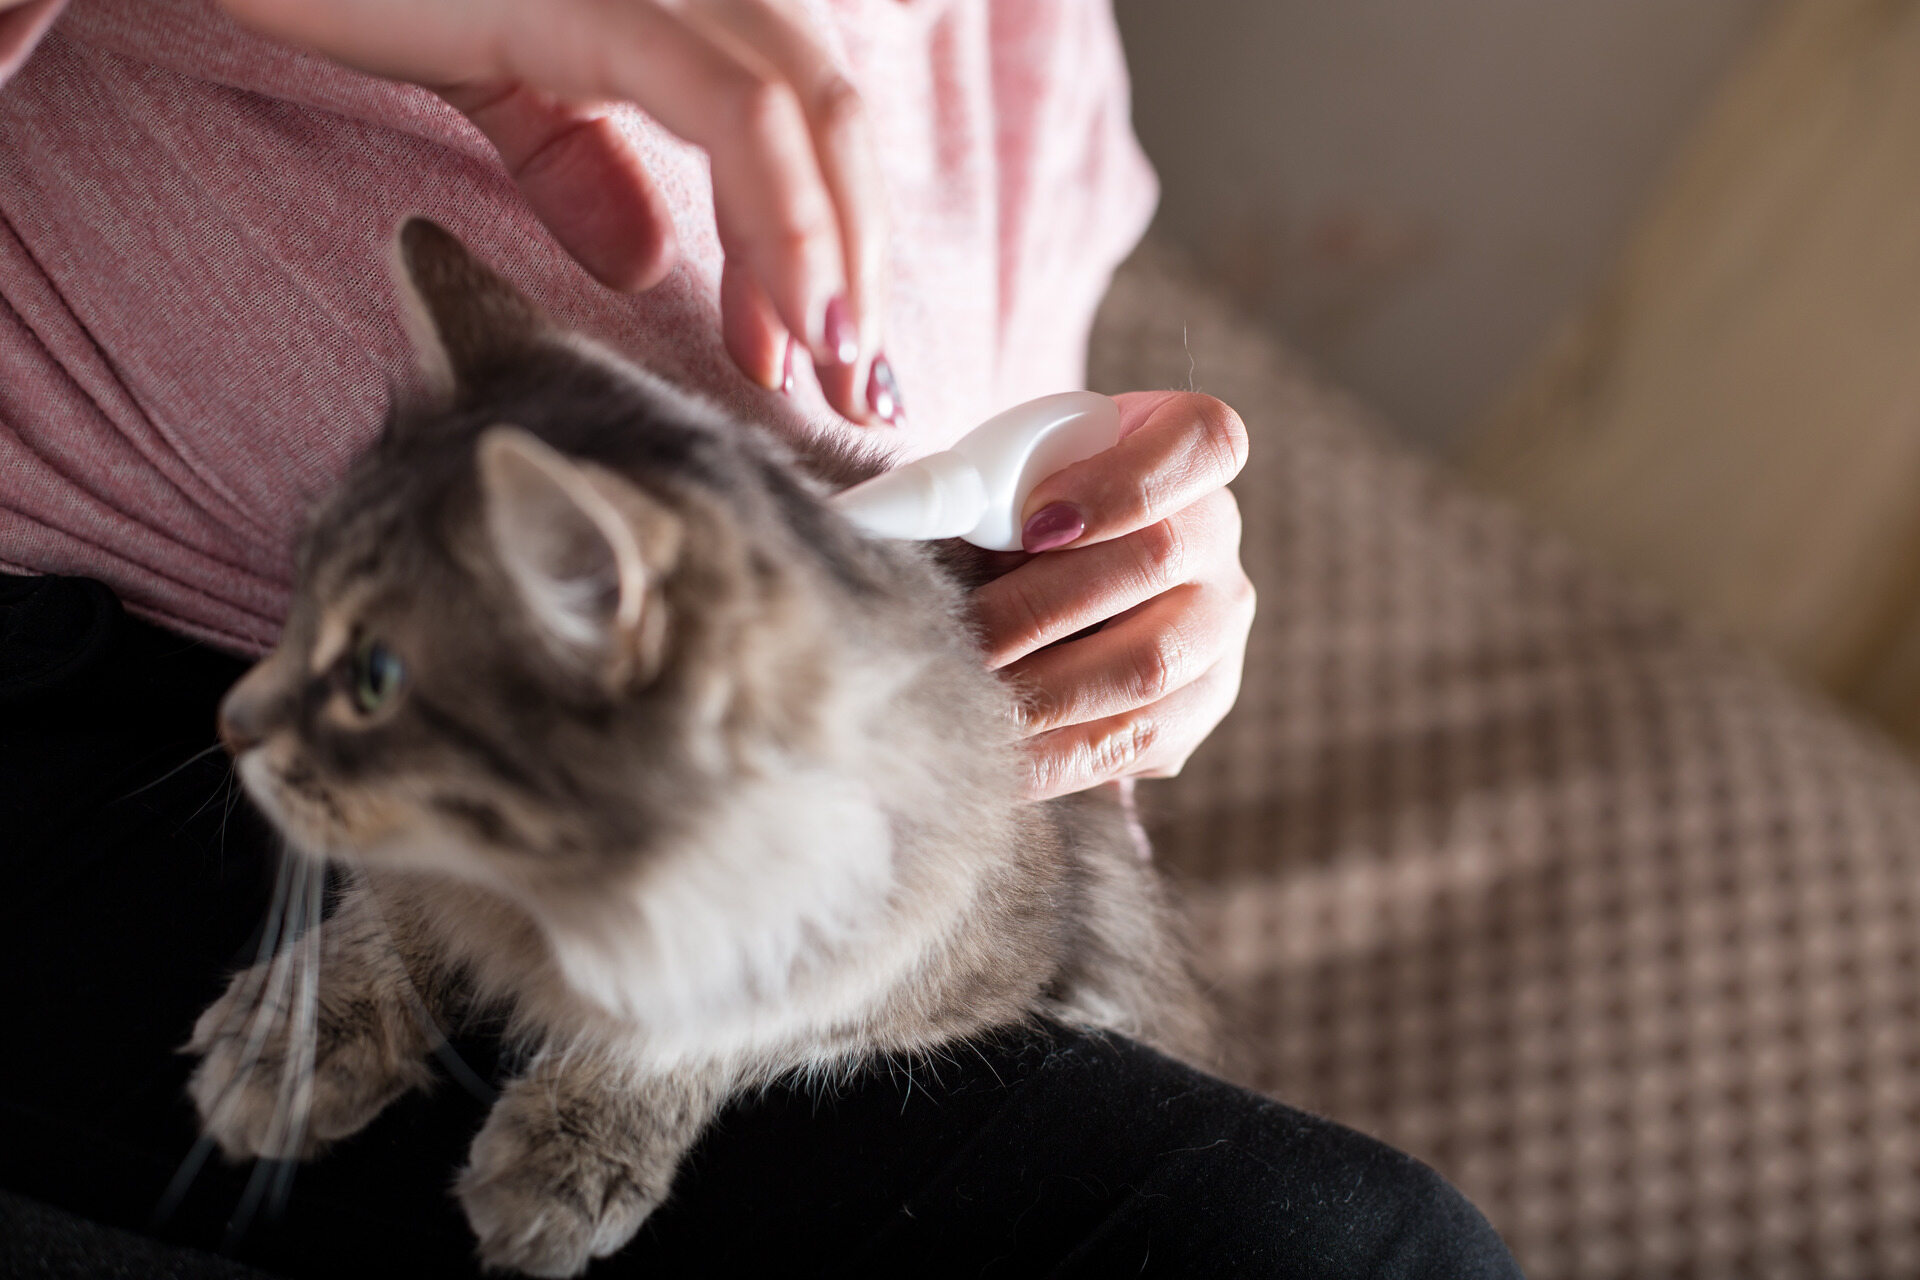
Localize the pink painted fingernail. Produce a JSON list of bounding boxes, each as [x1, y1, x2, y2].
[[1021, 502, 1084, 553], [865, 353, 906, 426], [823, 295, 859, 366], [781, 338, 797, 395]]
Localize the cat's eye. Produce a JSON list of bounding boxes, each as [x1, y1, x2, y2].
[[350, 634, 406, 715]]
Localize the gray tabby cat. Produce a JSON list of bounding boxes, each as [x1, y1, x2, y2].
[[188, 219, 1208, 1277]]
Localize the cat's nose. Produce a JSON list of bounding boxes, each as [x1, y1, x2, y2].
[[218, 689, 267, 756], [219, 657, 289, 755]]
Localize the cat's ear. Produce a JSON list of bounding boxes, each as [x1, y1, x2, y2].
[[476, 427, 682, 685], [391, 217, 547, 401]]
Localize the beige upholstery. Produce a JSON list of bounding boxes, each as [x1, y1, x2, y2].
[[1090, 243, 1920, 1280]]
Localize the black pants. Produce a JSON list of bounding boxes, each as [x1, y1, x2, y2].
[[0, 574, 1523, 1278]]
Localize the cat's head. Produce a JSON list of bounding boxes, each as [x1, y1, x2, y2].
[[217, 220, 914, 900]]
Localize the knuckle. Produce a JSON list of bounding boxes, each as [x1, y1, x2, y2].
[[1207, 487, 1245, 545], [730, 73, 805, 149], [753, 218, 835, 282], [1183, 489, 1242, 566], [1094, 717, 1158, 779], [766, 224, 818, 263], [1131, 465, 1176, 526], [810, 73, 866, 135], [1128, 519, 1185, 591], [1230, 569, 1257, 617], [1025, 740, 1078, 799], [1002, 578, 1056, 656], [1124, 631, 1182, 706], [1181, 394, 1250, 480]]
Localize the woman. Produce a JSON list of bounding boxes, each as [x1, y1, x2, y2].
[[0, 0, 1520, 1273]]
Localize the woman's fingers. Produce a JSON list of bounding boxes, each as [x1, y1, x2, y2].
[[721, 258, 792, 391], [973, 488, 1242, 670], [1006, 585, 1208, 735], [687, 0, 893, 422], [1003, 576, 1249, 736], [219, 0, 897, 423], [0, 0, 64, 80], [1020, 660, 1244, 802], [1018, 392, 1249, 553], [438, 83, 678, 292], [992, 506, 1256, 798], [968, 390, 1256, 799], [216, 0, 486, 80], [541, 3, 847, 365]]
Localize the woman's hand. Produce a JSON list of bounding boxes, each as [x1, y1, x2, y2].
[[0, 0, 63, 79], [971, 392, 1255, 800], [217, 0, 899, 426]]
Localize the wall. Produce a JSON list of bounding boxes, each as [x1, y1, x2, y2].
[[1112, 0, 1773, 450], [1466, 0, 1920, 748]]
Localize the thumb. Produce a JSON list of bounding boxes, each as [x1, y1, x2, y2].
[[1017, 391, 1246, 554], [0, 0, 63, 79], [442, 82, 678, 292]]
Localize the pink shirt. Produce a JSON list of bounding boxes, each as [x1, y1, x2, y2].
[[0, 0, 1153, 653]]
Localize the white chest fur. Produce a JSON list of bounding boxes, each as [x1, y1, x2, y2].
[[531, 772, 914, 1069]]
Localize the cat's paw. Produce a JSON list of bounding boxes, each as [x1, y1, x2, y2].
[[187, 964, 431, 1161], [457, 1093, 666, 1278]]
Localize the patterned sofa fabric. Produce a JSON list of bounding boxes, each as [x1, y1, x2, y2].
[[1093, 243, 1920, 1280]]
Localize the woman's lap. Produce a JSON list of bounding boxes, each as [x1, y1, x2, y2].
[[0, 573, 1521, 1277]]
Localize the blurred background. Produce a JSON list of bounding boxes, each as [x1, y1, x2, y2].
[[1094, 3, 1920, 1278], [1117, 0, 1771, 451], [1116, 0, 1920, 753]]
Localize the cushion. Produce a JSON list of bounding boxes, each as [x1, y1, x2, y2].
[[1092, 241, 1920, 1279]]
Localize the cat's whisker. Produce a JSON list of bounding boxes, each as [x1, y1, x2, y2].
[[250, 859, 318, 1156], [221, 858, 320, 1248], [894, 1054, 919, 1116], [204, 853, 308, 1137], [155, 849, 299, 1227], [150, 1135, 220, 1228], [265, 1156, 300, 1227], [172, 761, 238, 838], [189, 861, 290, 1071], [269, 1156, 304, 1234], [201, 848, 298, 1049], [215, 771, 242, 874], [929, 1036, 967, 1090], [112, 742, 225, 804], [426, 1028, 498, 1106], [265, 858, 325, 1219], [351, 876, 498, 1106], [223, 1158, 285, 1252]]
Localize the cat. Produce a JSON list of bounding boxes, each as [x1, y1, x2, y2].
[[187, 219, 1210, 1277]]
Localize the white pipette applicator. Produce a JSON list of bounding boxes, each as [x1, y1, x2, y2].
[[831, 391, 1121, 551]]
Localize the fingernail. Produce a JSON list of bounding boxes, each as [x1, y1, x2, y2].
[[823, 295, 859, 366], [865, 353, 905, 426], [781, 339, 797, 395], [1021, 502, 1084, 553]]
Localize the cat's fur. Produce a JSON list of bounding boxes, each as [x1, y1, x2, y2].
[[189, 220, 1208, 1277]]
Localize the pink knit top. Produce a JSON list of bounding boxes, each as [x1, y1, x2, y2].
[[0, 0, 1154, 654]]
